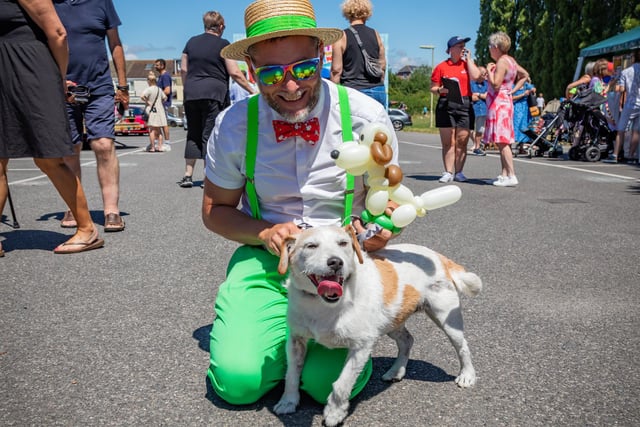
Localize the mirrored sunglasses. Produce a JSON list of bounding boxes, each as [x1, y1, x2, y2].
[[254, 57, 321, 86]]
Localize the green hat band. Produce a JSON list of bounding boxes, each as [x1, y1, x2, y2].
[[246, 15, 317, 38]]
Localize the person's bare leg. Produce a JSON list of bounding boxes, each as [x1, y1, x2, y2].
[[163, 125, 170, 143], [147, 128, 156, 151], [91, 137, 120, 216], [439, 128, 455, 173], [185, 158, 196, 177], [156, 127, 164, 152], [33, 157, 97, 243], [63, 143, 83, 179], [455, 128, 470, 173], [499, 144, 516, 177]]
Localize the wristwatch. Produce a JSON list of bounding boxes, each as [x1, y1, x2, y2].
[[116, 85, 129, 91]]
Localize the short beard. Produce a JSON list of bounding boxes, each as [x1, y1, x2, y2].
[[263, 79, 321, 123]]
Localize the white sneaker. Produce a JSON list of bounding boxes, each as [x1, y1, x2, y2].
[[439, 171, 454, 183], [492, 175, 518, 187], [454, 172, 467, 182]]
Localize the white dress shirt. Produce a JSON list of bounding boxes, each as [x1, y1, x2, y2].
[[206, 79, 398, 227]]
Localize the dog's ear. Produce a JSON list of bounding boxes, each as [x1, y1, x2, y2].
[[345, 225, 364, 264], [277, 235, 298, 275]]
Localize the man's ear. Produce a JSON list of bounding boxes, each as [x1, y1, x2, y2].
[[277, 235, 298, 275]]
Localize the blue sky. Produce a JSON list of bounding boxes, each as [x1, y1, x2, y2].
[[112, 0, 480, 72]]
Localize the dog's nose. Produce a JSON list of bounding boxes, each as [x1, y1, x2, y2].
[[327, 256, 343, 272]]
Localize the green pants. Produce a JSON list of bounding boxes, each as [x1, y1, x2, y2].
[[207, 245, 372, 405]]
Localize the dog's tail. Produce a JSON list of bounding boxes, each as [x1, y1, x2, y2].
[[450, 271, 483, 297]]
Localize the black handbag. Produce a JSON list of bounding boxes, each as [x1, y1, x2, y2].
[[348, 26, 383, 79], [527, 92, 540, 116]]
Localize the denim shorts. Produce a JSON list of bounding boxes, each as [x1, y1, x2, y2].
[[66, 93, 116, 144], [358, 85, 387, 108]]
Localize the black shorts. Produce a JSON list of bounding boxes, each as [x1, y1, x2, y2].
[[435, 96, 474, 129]]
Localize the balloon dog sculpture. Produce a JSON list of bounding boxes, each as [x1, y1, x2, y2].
[[331, 123, 462, 232]]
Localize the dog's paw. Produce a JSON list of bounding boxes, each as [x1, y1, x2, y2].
[[454, 368, 476, 388], [323, 405, 348, 427], [382, 365, 406, 382], [274, 397, 298, 415]]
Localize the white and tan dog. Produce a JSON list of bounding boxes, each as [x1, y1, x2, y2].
[[274, 226, 482, 426]]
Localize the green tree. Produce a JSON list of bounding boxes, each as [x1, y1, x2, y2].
[[473, 0, 640, 98]]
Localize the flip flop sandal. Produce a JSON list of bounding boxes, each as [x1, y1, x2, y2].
[[104, 213, 125, 232], [54, 234, 104, 254], [61, 210, 78, 228]]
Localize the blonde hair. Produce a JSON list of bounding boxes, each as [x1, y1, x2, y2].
[[488, 31, 511, 54], [341, 0, 373, 22], [147, 73, 157, 84], [203, 11, 224, 32]]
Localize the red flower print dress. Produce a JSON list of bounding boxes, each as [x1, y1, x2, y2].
[[483, 57, 517, 145]]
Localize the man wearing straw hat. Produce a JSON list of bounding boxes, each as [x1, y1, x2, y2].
[[201, 0, 398, 407]]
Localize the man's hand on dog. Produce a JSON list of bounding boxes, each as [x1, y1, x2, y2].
[[258, 222, 301, 256]]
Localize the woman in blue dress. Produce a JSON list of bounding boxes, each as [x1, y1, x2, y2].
[[512, 79, 535, 148]]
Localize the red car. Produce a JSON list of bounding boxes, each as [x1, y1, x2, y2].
[[115, 105, 149, 135]]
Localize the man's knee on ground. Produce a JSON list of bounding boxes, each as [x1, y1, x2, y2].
[[207, 364, 270, 405]]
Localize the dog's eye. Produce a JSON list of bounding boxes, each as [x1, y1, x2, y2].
[[338, 240, 349, 247], [304, 243, 318, 249]]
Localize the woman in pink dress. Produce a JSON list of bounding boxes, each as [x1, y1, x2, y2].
[[484, 31, 529, 187]]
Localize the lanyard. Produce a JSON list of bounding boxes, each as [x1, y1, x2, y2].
[[245, 85, 354, 224]]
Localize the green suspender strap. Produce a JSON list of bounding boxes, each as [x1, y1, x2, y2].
[[245, 86, 354, 223], [246, 95, 261, 220], [337, 85, 354, 225]]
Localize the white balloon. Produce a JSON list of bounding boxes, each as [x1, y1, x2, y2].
[[365, 189, 390, 216], [359, 123, 391, 147], [389, 184, 416, 206], [420, 185, 462, 210], [333, 143, 371, 171], [391, 204, 417, 228]]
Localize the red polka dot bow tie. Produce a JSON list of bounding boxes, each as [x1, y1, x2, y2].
[[273, 118, 320, 145]]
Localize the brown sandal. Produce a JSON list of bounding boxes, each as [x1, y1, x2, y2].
[[54, 229, 104, 254], [104, 213, 125, 232], [61, 210, 78, 228]]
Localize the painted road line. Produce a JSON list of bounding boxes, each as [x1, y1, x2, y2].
[[401, 140, 638, 181]]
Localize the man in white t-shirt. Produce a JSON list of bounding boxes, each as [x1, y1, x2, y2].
[[604, 49, 640, 163], [202, 0, 399, 408]]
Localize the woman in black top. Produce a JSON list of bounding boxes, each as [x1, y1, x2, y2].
[[330, 0, 387, 107], [178, 10, 255, 188]]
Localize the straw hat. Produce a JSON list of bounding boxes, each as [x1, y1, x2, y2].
[[221, 0, 343, 61]]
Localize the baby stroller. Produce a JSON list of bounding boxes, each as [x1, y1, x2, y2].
[[521, 89, 613, 161], [564, 90, 615, 162], [520, 102, 570, 159]]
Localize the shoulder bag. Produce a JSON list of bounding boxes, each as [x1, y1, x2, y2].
[[348, 26, 383, 79]]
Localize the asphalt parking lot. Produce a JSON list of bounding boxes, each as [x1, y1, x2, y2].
[[1, 128, 639, 426]]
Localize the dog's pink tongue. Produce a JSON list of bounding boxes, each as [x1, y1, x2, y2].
[[317, 280, 343, 298]]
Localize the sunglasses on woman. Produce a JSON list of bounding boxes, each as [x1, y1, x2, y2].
[[253, 57, 321, 86]]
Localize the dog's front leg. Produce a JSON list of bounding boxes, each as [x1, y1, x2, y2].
[[323, 346, 372, 427], [274, 335, 307, 415]]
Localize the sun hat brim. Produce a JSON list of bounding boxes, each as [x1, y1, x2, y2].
[[221, 27, 343, 61]]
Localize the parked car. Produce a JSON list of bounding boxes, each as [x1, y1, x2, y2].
[[167, 113, 184, 127], [183, 114, 187, 131], [388, 108, 412, 131], [115, 105, 149, 136]]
